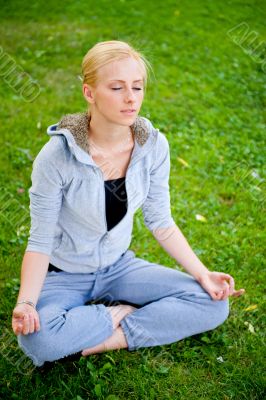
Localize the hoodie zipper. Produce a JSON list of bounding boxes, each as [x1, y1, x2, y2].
[[95, 168, 106, 269], [97, 151, 138, 233], [96, 161, 133, 269], [98, 168, 128, 233], [94, 137, 153, 268]]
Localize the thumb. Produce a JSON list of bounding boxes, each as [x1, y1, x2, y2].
[[13, 309, 24, 318]]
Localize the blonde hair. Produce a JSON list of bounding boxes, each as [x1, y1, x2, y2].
[[81, 40, 153, 93]]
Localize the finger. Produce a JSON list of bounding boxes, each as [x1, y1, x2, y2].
[[225, 274, 235, 296], [34, 315, 41, 332], [232, 288, 245, 297], [22, 314, 30, 335], [233, 288, 245, 297], [205, 288, 220, 301], [28, 314, 35, 334], [212, 291, 223, 301], [13, 315, 25, 335], [218, 290, 226, 301], [221, 285, 230, 300], [11, 318, 17, 333], [13, 321, 23, 335], [16, 324, 23, 335], [220, 273, 234, 295]]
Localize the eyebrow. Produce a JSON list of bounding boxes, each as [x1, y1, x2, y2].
[[108, 79, 143, 83]]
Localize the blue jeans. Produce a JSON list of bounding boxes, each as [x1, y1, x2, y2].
[[17, 250, 229, 367]]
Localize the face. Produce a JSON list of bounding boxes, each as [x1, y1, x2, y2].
[[83, 57, 145, 125]]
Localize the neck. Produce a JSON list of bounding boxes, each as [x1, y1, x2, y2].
[[88, 111, 133, 150]]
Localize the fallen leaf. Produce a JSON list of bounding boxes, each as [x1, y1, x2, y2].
[[244, 321, 255, 333], [244, 304, 258, 312], [177, 157, 189, 167], [195, 214, 207, 222], [35, 50, 46, 58], [251, 171, 261, 179]]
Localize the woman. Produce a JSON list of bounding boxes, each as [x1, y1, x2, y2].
[[12, 40, 245, 367]]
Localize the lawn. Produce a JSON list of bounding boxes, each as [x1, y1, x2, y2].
[[0, 0, 265, 399]]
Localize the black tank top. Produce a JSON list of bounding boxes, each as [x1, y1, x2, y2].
[[48, 177, 127, 272], [104, 176, 127, 231]]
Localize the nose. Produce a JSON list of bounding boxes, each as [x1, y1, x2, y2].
[[124, 88, 136, 103]]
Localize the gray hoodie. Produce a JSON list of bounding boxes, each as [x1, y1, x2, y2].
[[25, 111, 175, 273]]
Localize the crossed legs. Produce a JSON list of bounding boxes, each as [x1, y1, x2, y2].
[[17, 253, 229, 366]]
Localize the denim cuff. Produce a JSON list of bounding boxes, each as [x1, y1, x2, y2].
[[119, 318, 136, 351]]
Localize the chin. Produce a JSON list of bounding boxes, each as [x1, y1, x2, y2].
[[120, 113, 138, 120], [116, 114, 138, 125]]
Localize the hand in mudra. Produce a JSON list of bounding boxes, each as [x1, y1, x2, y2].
[[12, 304, 41, 336], [198, 271, 245, 301]]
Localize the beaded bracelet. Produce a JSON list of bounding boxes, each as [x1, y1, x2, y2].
[[16, 300, 36, 309]]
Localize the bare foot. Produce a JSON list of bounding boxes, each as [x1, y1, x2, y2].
[[82, 326, 127, 356], [107, 304, 137, 329], [81, 304, 137, 356]]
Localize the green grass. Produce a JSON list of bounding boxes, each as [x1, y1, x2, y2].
[[0, 0, 265, 399]]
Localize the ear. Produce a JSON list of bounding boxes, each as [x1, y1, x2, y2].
[[83, 84, 95, 104]]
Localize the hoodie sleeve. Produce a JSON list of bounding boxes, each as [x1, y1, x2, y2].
[[141, 132, 176, 232], [25, 137, 65, 256]]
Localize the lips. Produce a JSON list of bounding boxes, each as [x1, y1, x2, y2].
[[121, 110, 136, 114]]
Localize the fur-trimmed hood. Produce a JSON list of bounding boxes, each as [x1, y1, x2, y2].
[[47, 111, 158, 166]]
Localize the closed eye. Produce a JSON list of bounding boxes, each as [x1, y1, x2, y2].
[[112, 88, 142, 91]]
